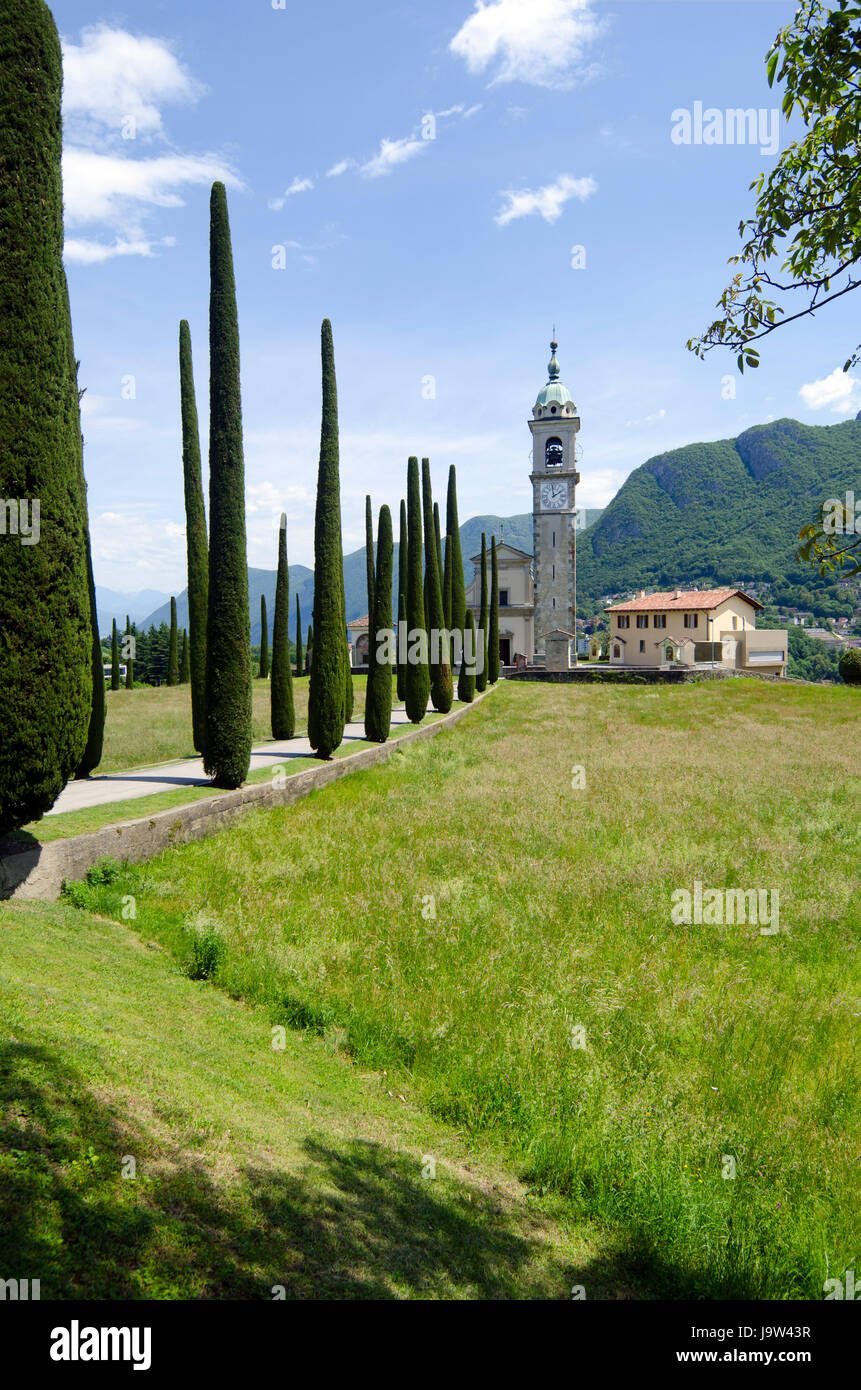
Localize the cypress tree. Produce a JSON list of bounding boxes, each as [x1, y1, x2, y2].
[[344, 644, 354, 724], [363, 491, 375, 688], [271, 512, 295, 740], [259, 594, 270, 679], [433, 501, 443, 584], [365, 505, 393, 742], [489, 536, 500, 684], [458, 609, 476, 704], [76, 502, 106, 776], [295, 594, 303, 677], [179, 319, 208, 755], [0, 0, 92, 834], [404, 458, 430, 723], [204, 183, 253, 788], [167, 597, 179, 685], [422, 458, 453, 713], [365, 494, 375, 622], [308, 320, 348, 759], [446, 466, 466, 635], [476, 533, 489, 692], [396, 498, 407, 702], [306, 624, 313, 674], [125, 617, 134, 689], [179, 629, 190, 683], [111, 620, 121, 690]]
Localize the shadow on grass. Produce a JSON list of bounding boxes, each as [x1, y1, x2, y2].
[[0, 1038, 623, 1300]]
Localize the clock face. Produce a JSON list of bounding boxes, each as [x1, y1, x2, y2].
[[540, 481, 567, 510]]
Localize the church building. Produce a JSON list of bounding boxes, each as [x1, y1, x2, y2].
[[466, 338, 581, 667]]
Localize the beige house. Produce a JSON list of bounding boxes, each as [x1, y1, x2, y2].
[[605, 588, 788, 675], [465, 543, 534, 667]]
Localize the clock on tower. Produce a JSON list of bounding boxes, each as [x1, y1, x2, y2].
[[529, 339, 581, 659]]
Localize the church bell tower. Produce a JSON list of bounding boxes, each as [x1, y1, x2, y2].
[[529, 339, 581, 659]]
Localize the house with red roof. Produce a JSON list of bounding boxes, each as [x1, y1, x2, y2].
[[605, 588, 787, 675]]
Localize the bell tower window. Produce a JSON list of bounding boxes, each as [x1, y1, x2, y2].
[[545, 437, 564, 468]]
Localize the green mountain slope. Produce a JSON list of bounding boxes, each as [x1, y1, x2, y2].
[[577, 417, 861, 600]]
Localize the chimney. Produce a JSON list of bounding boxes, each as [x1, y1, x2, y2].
[[638, 589, 646, 599], [673, 588, 682, 599]]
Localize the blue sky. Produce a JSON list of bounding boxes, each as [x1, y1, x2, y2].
[[52, 0, 860, 592]]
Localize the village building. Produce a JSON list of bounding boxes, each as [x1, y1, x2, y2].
[[605, 588, 788, 675]]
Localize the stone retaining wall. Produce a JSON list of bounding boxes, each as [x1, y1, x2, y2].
[[0, 693, 491, 902]]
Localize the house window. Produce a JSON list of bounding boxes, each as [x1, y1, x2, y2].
[[617, 614, 630, 629], [683, 613, 699, 629], [613, 645, 621, 659], [654, 614, 666, 629], [665, 645, 675, 663], [639, 640, 645, 653], [636, 615, 649, 629], [499, 589, 509, 607]]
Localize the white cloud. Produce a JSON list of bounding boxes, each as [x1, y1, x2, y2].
[[360, 135, 429, 178], [268, 176, 315, 210], [799, 367, 860, 414], [64, 234, 177, 264], [495, 172, 596, 226], [626, 408, 667, 427], [326, 158, 354, 177], [61, 25, 203, 142], [450, 0, 603, 89], [63, 148, 241, 228]]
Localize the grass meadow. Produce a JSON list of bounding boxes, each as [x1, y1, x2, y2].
[[52, 679, 860, 1297]]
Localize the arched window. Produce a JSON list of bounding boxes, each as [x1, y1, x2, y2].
[[545, 437, 564, 468], [665, 645, 674, 663]]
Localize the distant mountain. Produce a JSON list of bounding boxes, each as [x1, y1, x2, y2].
[[139, 510, 604, 641], [95, 587, 169, 636], [576, 417, 861, 601]]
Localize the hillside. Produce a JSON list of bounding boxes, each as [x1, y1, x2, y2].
[[577, 417, 861, 601], [137, 510, 604, 641]]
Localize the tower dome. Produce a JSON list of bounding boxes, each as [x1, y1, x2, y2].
[[534, 339, 576, 417]]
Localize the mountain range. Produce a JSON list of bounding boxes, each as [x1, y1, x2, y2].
[[131, 415, 860, 640]]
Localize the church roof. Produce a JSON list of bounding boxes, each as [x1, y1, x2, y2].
[[469, 542, 532, 564], [535, 339, 574, 410]]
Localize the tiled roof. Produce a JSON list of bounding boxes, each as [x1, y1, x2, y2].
[[346, 615, 369, 628], [606, 588, 762, 613]]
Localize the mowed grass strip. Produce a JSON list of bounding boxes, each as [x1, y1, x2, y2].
[[62, 679, 861, 1298], [0, 903, 607, 1300]]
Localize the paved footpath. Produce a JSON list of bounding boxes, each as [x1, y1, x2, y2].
[[48, 705, 418, 816]]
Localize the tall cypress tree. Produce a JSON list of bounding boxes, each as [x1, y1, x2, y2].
[[364, 492, 376, 684], [306, 624, 313, 675], [179, 319, 208, 754], [111, 620, 121, 691], [76, 492, 106, 777], [404, 457, 430, 723], [365, 494, 375, 622], [179, 630, 190, 683], [446, 466, 466, 636], [204, 182, 252, 788], [271, 512, 295, 740], [295, 594, 303, 677], [365, 505, 393, 742], [422, 458, 453, 713], [397, 498, 407, 702], [124, 616, 134, 689], [167, 597, 179, 685], [259, 594, 270, 679], [458, 609, 476, 704], [489, 536, 500, 684], [0, 0, 92, 834], [308, 320, 348, 759], [476, 532, 489, 693]]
